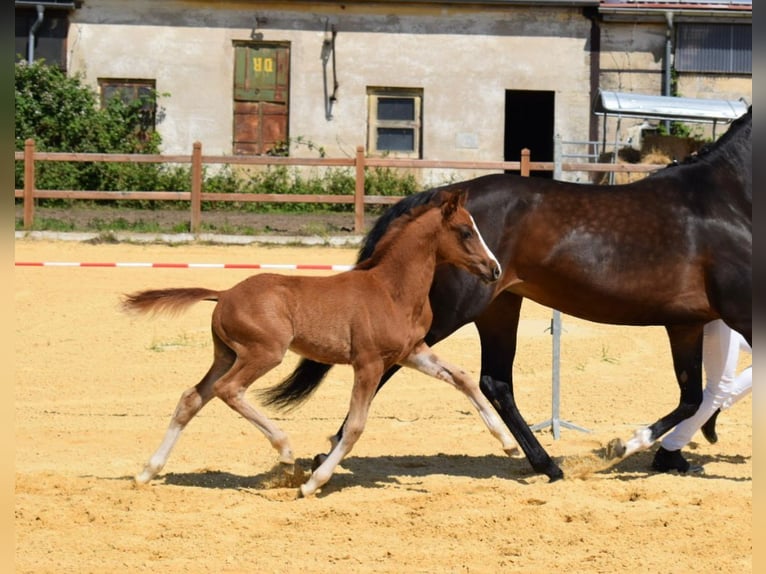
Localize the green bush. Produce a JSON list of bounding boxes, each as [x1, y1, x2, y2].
[[15, 60, 420, 228], [15, 59, 168, 201]]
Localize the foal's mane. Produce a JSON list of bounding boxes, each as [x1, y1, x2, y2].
[[355, 191, 444, 269]]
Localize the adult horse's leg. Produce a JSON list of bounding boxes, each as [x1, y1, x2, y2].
[[698, 256, 753, 443], [607, 323, 705, 462], [400, 341, 519, 456], [474, 292, 565, 482], [135, 336, 233, 484], [300, 361, 385, 497]]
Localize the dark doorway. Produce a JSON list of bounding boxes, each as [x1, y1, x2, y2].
[[504, 90, 555, 178]]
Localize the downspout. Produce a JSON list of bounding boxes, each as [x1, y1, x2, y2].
[[28, 4, 45, 64], [584, 6, 601, 149], [663, 11, 674, 133]]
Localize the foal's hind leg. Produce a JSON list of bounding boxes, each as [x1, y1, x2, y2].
[[212, 349, 295, 469], [401, 342, 520, 457], [135, 336, 295, 485], [135, 341, 233, 484], [300, 361, 384, 497]]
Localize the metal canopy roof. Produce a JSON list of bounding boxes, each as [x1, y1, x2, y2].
[[595, 89, 749, 123]]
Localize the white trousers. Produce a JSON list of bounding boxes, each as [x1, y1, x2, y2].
[[661, 319, 752, 451]]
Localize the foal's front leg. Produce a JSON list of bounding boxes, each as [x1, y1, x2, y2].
[[401, 342, 520, 457]]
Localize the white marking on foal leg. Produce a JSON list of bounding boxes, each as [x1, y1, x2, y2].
[[300, 435, 350, 497], [402, 347, 519, 456], [136, 385, 209, 485], [135, 422, 183, 484], [300, 376, 375, 497]]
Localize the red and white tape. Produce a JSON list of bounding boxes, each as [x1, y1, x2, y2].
[[15, 261, 354, 271]]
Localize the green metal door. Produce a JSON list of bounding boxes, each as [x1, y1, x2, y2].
[[233, 42, 289, 154]]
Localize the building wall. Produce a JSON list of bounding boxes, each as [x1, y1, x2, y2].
[[63, 0, 751, 178], [598, 19, 751, 141], [67, 0, 595, 185]]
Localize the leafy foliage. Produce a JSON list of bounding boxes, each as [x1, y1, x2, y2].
[[15, 60, 420, 229], [15, 60, 169, 198]]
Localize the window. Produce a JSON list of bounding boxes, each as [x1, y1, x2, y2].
[[98, 78, 158, 138], [367, 88, 423, 158], [675, 24, 751, 74]]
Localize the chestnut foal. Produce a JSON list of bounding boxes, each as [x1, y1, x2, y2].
[[123, 190, 515, 497]]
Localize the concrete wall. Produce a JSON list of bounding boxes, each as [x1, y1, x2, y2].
[[66, 0, 751, 182], [598, 20, 751, 141], [67, 1, 594, 184]]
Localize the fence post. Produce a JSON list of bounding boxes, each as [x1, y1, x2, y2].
[[354, 145, 365, 233], [520, 148, 530, 177], [23, 138, 36, 230], [190, 141, 202, 233]]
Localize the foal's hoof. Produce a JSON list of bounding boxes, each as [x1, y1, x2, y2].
[[311, 453, 328, 472], [606, 438, 626, 460]]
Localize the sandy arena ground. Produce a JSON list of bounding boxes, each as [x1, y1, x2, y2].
[[15, 238, 751, 573]]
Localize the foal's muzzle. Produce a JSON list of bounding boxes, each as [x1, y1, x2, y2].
[[481, 261, 501, 283]]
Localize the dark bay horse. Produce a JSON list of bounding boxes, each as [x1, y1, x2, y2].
[[123, 190, 514, 497], [276, 107, 751, 482]]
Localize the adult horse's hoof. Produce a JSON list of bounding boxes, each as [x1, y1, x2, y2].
[[311, 453, 328, 472], [701, 409, 720, 444], [606, 438, 626, 459], [543, 461, 564, 482], [548, 471, 564, 483], [651, 446, 704, 474]]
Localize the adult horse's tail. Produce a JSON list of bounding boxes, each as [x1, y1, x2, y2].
[[266, 187, 445, 412], [260, 359, 334, 411], [122, 287, 219, 315]]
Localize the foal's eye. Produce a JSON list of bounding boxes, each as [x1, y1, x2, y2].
[[460, 227, 473, 240]]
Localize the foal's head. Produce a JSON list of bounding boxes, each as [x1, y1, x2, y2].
[[437, 190, 501, 283]]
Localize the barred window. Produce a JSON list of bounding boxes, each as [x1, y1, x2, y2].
[[367, 88, 423, 158], [98, 78, 158, 137], [675, 24, 751, 74]]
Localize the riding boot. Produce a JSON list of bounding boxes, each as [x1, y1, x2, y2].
[[701, 408, 721, 444], [651, 446, 703, 474]]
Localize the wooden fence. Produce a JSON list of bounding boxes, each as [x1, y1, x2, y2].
[[14, 139, 661, 233]]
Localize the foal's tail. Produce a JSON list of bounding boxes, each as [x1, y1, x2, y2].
[[260, 358, 333, 412], [122, 287, 220, 316]]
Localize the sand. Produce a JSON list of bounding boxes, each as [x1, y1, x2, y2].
[[14, 238, 751, 573]]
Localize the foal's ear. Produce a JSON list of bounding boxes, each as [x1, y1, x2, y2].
[[442, 189, 466, 219]]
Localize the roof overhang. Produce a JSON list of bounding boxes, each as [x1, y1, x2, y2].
[[15, 1, 79, 9], [595, 89, 749, 123], [599, 1, 751, 23]]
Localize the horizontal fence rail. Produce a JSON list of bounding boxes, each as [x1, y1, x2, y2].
[[14, 139, 663, 234]]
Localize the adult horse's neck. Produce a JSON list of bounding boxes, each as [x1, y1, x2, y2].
[[682, 109, 751, 188], [656, 109, 752, 209]]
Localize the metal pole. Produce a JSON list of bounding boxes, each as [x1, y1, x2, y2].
[[530, 137, 589, 439]]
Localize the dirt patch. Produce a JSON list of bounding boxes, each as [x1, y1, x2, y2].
[[15, 205, 375, 237], [15, 239, 751, 573]]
